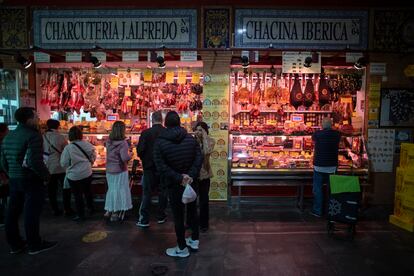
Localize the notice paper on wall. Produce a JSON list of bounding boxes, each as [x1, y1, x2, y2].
[[367, 129, 395, 172]]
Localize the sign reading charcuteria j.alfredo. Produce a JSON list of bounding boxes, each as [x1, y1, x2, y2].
[[33, 10, 197, 49], [234, 10, 368, 50]]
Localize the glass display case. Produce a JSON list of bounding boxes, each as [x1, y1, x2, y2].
[[229, 69, 369, 181]]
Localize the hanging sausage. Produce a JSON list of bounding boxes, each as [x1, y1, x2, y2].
[[303, 74, 315, 107], [290, 74, 303, 108]]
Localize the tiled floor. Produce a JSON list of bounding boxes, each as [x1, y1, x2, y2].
[[1, 200, 413, 276]]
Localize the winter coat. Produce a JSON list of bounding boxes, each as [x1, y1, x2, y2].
[[137, 124, 164, 170], [106, 139, 131, 174], [153, 126, 203, 188], [60, 140, 96, 181]]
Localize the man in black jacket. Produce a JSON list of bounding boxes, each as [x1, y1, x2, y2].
[[311, 117, 341, 217], [1, 107, 57, 255], [154, 111, 203, 258], [136, 111, 167, 227]]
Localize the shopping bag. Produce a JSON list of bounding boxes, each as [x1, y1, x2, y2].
[[182, 184, 197, 204], [329, 175, 360, 194]]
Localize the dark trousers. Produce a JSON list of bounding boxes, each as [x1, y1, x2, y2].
[[68, 176, 94, 218], [5, 178, 44, 250], [0, 185, 8, 224], [186, 179, 210, 229], [48, 173, 72, 213], [169, 185, 199, 250], [138, 169, 168, 223]]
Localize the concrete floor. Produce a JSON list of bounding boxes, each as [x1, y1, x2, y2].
[[1, 200, 414, 276]]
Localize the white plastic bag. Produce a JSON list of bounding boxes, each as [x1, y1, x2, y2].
[[182, 184, 197, 204]]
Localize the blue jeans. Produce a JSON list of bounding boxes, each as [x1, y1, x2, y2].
[[312, 170, 332, 216]]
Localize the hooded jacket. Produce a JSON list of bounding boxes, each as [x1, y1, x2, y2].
[[106, 139, 131, 174], [153, 126, 203, 187], [60, 140, 96, 181], [43, 129, 68, 174]]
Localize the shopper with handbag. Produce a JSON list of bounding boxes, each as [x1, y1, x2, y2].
[[104, 121, 133, 222], [0, 123, 9, 228], [43, 119, 73, 217], [60, 126, 96, 221]]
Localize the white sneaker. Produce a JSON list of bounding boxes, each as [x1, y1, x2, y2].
[[185, 237, 199, 250], [136, 221, 150, 228], [165, 246, 190, 258]]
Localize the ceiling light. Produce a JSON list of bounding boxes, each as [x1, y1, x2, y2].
[[241, 56, 249, 69], [303, 56, 312, 68], [156, 56, 166, 69], [354, 57, 368, 70], [16, 54, 32, 69]]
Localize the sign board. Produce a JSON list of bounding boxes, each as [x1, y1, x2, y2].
[[180, 51, 197, 61], [235, 10, 368, 50], [370, 63, 386, 75], [346, 52, 363, 63], [282, 51, 321, 74], [367, 129, 395, 172], [33, 9, 197, 49], [122, 51, 139, 62], [65, 52, 82, 62], [34, 52, 50, 63]]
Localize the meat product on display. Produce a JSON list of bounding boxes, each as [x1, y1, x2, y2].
[[59, 72, 70, 109], [49, 74, 62, 108], [303, 74, 315, 107], [252, 73, 262, 105], [290, 74, 304, 108], [264, 73, 278, 107], [40, 70, 50, 105], [235, 73, 251, 107]]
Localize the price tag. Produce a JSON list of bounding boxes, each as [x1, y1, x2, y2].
[[192, 72, 200, 84], [343, 121, 349, 125], [124, 87, 131, 97], [144, 70, 153, 82], [110, 77, 119, 89], [178, 71, 187, 84], [127, 101, 133, 107], [166, 71, 175, 83]]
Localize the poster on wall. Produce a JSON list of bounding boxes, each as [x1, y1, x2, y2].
[[202, 7, 231, 48], [367, 129, 395, 172], [379, 88, 414, 127], [203, 74, 229, 200]]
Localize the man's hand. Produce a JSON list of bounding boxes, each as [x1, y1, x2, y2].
[[181, 174, 193, 186]]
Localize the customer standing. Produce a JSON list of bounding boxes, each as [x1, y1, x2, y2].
[[154, 111, 203, 258], [136, 111, 168, 227], [1, 107, 57, 255], [191, 122, 214, 232], [0, 123, 9, 228], [43, 119, 73, 216], [104, 121, 133, 222], [311, 117, 341, 217], [60, 126, 96, 221]]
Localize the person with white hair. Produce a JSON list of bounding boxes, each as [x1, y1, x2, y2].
[[311, 117, 341, 217]]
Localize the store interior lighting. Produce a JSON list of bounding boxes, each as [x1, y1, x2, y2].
[[241, 56, 250, 69], [354, 57, 368, 70], [303, 56, 313, 68], [156, 56, 166, 69]]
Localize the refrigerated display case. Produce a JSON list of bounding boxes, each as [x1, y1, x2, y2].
[[229, 69, 369, 190]]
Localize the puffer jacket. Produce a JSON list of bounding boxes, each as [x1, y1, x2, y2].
[[60, 140, 96, 181], [106, 139, 131, 174], [153, 126, 203, 188], [0, 124, 49, 181], [43, 130, 68, 174]]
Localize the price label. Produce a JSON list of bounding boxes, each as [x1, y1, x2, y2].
[[110, 77, 119, 89], [127, 101, 133, 107], [124, 87, 131, 97], [144, 70, 153, 82], [166, 71, 175, 83], [178, 71, 187, 84], [192, 72, 200, 84]]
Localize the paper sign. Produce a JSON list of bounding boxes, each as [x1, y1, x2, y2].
[[110, 77, 119, 89], [192, 72, 200, 84], [370, 63, 386, 75], [124, 87, 131, 97], [122, 51, 139, 62], [180, 51, 197, 61], [166, 71, 175, 83], [367, 129, 395, 172], [144, 70, 153, 82], [178, 71, 187, 84], [346, 52, 363, 63], [34, 52, 50, 63], [282, 51, 321, 74], [66, 52, 82, 62]]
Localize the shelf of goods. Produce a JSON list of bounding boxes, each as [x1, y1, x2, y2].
[[229, 69, 368, 184], [37, 66, 204, 180]]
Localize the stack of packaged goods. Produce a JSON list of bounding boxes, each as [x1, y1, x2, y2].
[[390, 143, 414, 232]]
